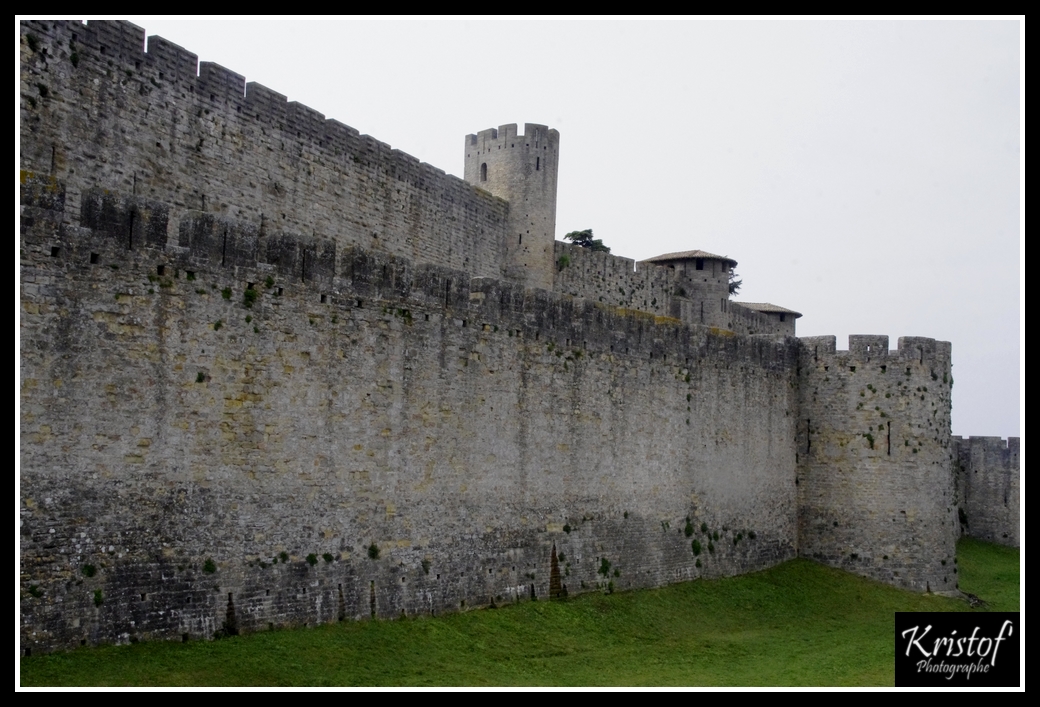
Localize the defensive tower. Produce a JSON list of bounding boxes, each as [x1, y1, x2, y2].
[[464, 123, 559, 290], [796, 335, 957, 593], [641, 250, 738, 329]]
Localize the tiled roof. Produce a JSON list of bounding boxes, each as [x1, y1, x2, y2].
[[642, 250, 738, 267], [737, 302, 803, 318]]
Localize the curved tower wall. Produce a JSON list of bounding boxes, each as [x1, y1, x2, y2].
[[796, 335, 958, 593], [464, 124, 559, 290], [652, 256, 734, 329]]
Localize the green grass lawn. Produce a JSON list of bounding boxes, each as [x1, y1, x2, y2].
[[19, 538, 1020, 687]]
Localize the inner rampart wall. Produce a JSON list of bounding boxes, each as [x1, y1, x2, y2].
[[553, 242, 676, 317], [20, 173, 799, 654], [20, 20, 510, 282], [553, 242, 788, 337]]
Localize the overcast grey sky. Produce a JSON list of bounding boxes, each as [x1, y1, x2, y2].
[[99, 19, 1023, 436]]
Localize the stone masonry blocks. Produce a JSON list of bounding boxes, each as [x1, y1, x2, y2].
[[19, 20, 994, 657]]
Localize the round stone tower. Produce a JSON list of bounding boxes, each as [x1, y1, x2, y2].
[[464, 123, 559, 290]]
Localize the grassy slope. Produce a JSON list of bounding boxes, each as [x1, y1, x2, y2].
[[20, 538, 1020, 687]]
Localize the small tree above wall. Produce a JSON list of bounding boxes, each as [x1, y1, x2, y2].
[[729, 270, 742, 295], [564, 229, 610, 254]]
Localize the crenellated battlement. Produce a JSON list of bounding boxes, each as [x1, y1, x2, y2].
[[22, 21, 330, 141], [20, 20, 514, 286], [800, 334, 952, 368], [953, 436, 1020, 454], [465, 123, 560, 151], [18, 23, 449, 174]]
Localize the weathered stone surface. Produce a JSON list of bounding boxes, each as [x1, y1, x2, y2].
[[19, 20, 1004, 657], [796, 335, 957, 592], [953, 436, 1020, 547], [20, 191, 801, 652]]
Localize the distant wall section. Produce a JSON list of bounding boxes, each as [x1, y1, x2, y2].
[[553, 242, 676, 318], [554, 242, 793, 337], [953, 436, 1020, 547]]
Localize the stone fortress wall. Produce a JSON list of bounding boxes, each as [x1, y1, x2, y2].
[[19, 20, 1016, 656], [20, 171, 800, 652], [953, 436, 1020, 547]]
